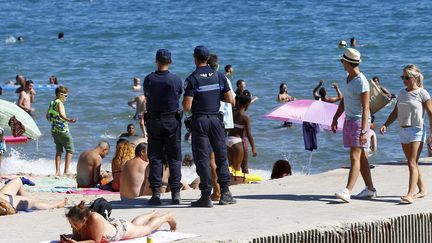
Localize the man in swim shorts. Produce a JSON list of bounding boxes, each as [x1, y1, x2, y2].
[[332, 48, 377, 203], [76, 141, 110, 188]]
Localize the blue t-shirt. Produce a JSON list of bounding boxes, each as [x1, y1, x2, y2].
[[343, 72, 369, 120], [184, 66, 230, 115], [143, 70, 182, 114]]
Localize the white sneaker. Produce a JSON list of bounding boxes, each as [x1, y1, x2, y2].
[[335, 188, 351, 203], [355, 187, 377, 198]]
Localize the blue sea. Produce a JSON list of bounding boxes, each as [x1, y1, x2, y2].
[[1, 0, 431, 180]]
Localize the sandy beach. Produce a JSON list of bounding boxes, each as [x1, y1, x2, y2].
[[1, 157, 432, 242]]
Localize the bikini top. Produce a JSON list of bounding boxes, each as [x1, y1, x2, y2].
[[234, 123, 244, 129]]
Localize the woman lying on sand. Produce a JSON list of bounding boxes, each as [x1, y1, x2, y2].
[[0, 178, 67, 212], [62, 201, 176, 243]]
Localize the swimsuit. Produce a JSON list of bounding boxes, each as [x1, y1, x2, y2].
[[225, 136, 242, 147], [104, 218, 128, 242]]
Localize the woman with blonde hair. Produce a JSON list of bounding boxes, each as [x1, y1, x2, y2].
[[111, 142, 135, 191], [380, 64, 432, 203]]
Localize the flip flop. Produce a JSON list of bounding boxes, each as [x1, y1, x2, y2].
[[20, 177, 35, 186]]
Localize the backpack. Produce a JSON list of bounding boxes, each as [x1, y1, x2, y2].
[[89, 197, 112, 219]]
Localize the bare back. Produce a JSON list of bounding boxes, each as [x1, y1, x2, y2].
[[135, 95, 146, 118], [120, 157, 151, 198], [76, 149, 102, 187], [75, 212, 117, 242]]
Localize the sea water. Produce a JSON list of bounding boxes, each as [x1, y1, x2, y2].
[[0, 0, 431, 180]]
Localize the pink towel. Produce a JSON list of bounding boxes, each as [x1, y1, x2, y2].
[[66, 188, 119, 195]]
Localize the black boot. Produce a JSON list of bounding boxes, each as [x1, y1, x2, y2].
[[171, 191, 181, 205], [148, 192, 161, 205], [219, 187, 236, 205], [191, 195, 213, 207]]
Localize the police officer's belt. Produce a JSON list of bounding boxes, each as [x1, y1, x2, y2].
[[193, 114, 220, 119], [147, 111, 177, 119]]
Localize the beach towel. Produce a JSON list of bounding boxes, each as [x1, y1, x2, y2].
[[8, 116, 25, 137], [25, 177, 76, 193], [41, 230, 199, 243], [66, 188, 119, 195]]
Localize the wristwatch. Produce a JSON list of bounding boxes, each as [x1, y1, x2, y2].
[[360, 129, 367, 135]]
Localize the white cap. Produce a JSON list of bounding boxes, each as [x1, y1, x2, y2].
[[338, 40, 347, 48]]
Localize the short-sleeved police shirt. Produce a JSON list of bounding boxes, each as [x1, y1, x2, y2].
[[184, 66, 230, 115], [144, 70, 182, 114]]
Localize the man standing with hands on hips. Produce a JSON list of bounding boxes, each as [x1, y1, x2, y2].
[[144, 49, 183, 205], [183, 45, 236, 207], [331, 48, 377, 203]]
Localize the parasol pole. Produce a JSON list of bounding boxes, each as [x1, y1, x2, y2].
[[307, 151, 313, 175]]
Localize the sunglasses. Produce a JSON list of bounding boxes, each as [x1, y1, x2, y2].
[[400, 75, 411, 81], [340, 59, 344, 64], [61, 93, 68, 97]]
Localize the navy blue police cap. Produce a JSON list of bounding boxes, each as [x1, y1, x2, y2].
[[156, 49, 172, 61], [194, 45, 210, 59]]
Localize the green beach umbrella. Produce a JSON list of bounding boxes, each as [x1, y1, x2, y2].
[[0, 99, 42, 139]]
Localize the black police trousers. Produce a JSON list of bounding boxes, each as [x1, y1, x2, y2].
[[147, 116, 182, 193], [191, 115, 230, 196]]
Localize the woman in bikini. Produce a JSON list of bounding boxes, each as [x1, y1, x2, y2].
[[111, 142, 135, 191], [0, 178, 67, 212], [63, 201, 176, 243], [226, 95, 257, 173], [277, 82, 295, 102]]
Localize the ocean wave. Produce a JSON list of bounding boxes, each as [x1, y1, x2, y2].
[[5, 36, 16, 44]]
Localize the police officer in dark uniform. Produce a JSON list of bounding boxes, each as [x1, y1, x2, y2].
[[144, 49, 183, 205], [183, 45, 236, 207]]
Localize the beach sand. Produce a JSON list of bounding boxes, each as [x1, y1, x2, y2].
[[1, 157, 432, 242]]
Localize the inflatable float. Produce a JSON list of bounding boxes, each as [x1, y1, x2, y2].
[[229, 166, 262, 183], [4, 136, 29, 144], [1, 84, 58, 91]]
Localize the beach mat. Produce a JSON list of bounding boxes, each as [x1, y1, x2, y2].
[[66, 188, 119, 195], [41, 230, 199, 243]]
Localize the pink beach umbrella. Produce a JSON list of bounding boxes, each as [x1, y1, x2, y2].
[[265, 99, 345, 131]]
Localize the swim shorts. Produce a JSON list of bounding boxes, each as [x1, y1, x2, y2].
[[51, 132, 74, 153], [343, 119, 369, 148], [399, 126, 426, 144]]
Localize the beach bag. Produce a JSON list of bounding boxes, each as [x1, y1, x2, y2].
[[89, 197, 112, 220], [369, 80, 392, 115], [8, 116, 25, 137], [0, 198, 16, 216]]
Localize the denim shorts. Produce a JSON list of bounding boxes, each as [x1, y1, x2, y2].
[[399, 126, 426, 144], [343, 119, 369, 148]]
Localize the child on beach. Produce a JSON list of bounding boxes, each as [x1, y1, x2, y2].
[[63, 201, 176, 243], [0, 178, 67, 212], [46, 86, 77, 176], [227, 94, 257, 173]]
